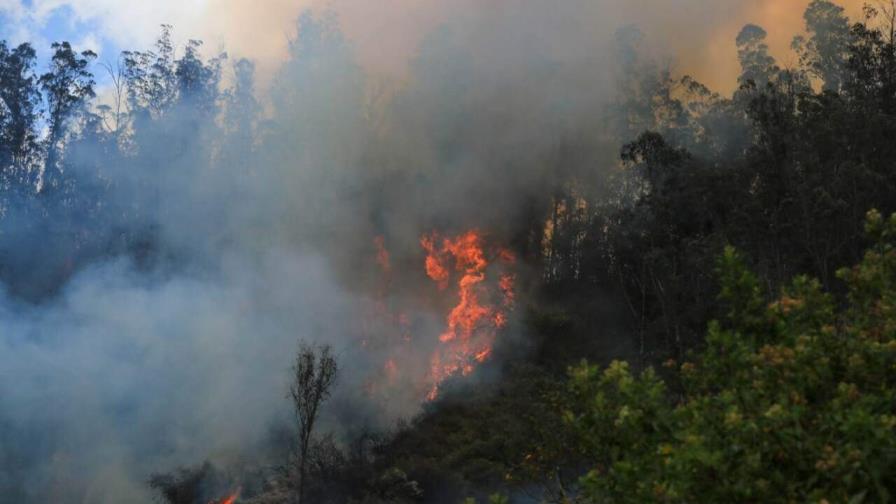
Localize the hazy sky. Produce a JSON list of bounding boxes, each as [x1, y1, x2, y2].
[[0, 0, 869, 98]]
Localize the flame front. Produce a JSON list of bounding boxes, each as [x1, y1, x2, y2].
[[421, 230, 515, 400], [362, 232, 515, 404], [209, 489, 240, 504]]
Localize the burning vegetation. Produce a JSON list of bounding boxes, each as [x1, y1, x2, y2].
[[209, 490, 240, 504], [363, 231, 516, 402], [420, 231, 515, 400]]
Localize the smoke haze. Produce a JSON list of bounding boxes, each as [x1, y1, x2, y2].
[[0, 0, 871, 502], [0, 1, 867, 91]]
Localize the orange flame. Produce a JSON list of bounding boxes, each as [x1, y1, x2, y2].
[[209, 489, 240, 504], [361, 231, 515, 403], [420, 235, 450, 288], [422, 230, 515, 399]]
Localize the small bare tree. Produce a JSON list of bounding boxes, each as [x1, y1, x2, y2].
[[99, 56, 127, 135], [289, 341, 338, 504]]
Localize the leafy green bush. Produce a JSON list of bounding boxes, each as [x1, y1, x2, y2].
[[567, 210, 896, 503]]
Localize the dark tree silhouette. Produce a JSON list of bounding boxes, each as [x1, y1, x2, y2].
[[39, 41, 96, 194], [289, 341, 338, 504], [0, 41, 40, 183]]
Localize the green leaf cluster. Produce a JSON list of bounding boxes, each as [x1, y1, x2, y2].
[[568, 210, 896, 503]]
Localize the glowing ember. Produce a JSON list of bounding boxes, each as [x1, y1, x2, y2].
[[209, 489, 240, 504], [421, 235, 450, 288], [361, 237, 417, 402], [421, 230, 515, 399], [499, 274, 515, 308]]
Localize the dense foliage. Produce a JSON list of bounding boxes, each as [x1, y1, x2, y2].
[[567, 210, 896, 502]]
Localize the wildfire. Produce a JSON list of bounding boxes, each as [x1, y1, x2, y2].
[[421, 230, 515, 399], [209, 489, 240, 504], [420, 235, 449, 287], [362, 231, 515, 403]]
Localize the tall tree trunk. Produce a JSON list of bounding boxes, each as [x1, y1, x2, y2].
[[298, 450, 306, 504]]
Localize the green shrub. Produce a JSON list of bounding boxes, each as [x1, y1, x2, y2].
[[567, 210, 896, 503]]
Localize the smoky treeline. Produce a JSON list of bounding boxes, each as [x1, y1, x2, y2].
[[2, 0, 896, 503]]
